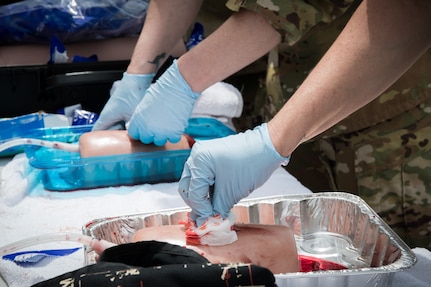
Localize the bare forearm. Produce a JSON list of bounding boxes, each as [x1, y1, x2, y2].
[[79, 131, 191, 158], [269, 0, 431, 157], [128, 0, 203, 74], [178, 9, 281, 92]]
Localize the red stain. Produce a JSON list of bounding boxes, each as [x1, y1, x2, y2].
[[299, 255, 347, 272]]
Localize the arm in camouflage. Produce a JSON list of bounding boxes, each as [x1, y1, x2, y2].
[[267, 0, 431, 157]]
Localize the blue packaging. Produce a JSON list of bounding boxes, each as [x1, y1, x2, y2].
[[24, 118, 235, 191], [0, 0, 149, 44], [71, 109, 99, 126], [0, 113, 46, 156], [186, 22, 204, 50]]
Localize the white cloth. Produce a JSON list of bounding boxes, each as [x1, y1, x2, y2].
[[1, 154, 430, 287], [392, 248, 431, 287], [191, 82, 243, 131], [0, 154, 310, 287], [185, 213, 238, 246]]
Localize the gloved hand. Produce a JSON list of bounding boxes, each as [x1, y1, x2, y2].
[[127, 60, 201, 146], [178, 123, 290, 226], [92, 72, 154, 131]]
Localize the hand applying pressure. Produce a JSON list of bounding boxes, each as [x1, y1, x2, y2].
[[178, 123, 290, 226], [92, 72, 154, 131], [128, 60, 201, 146]]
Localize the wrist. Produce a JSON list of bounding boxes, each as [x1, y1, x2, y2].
[[127, 59, 161, 75], [266, 121, 294, 158], [167, 60, 201, 100], [123, 72, 155, 80]]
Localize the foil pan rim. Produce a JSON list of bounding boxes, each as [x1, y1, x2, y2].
[[83, 192, 417, 277]]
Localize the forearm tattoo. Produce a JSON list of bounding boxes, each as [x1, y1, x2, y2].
[[148, 52, 166, 71]]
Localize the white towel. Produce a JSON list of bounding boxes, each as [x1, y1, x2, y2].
[[0, 153, 39, 206], [0, 259, 44, 287], [192, 82, 243, 131], [392, 247, 431, 287], [185, 212, 238, 246], [0, 153, 310, 286]]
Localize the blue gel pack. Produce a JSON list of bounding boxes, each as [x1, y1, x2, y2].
[[24, 118, 236, 191], [0, 113, 47, 157]]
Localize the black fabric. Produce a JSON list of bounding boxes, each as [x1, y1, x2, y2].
[[31, 241, 276, 287], [99, 240, 210, 266]]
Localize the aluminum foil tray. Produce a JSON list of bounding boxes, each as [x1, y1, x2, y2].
[[83, 192, 416, 287], [23, 118, 235, 191]]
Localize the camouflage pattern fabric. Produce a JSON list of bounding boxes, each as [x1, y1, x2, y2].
[[317, 97, 431, 249], [227, 0, 361, 128], [225, 0, 354, 46], [223, 0, 431, 248]]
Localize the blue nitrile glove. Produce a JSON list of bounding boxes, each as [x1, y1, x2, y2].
[[92, 72, 154, 131], [127, 60, 201, 146], [178, 123, 290, 226]]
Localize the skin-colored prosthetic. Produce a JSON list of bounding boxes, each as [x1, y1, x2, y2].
[[132, 224, 300, 274], [79, 130, 191, 158]]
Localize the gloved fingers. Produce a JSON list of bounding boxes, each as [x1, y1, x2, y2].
[[179, 152, 215, 226], [211, 186, 235, 220], [92, 81, 123, 130], [128, 114, 187, 146], [92, 114, 124, 131], [93, 73, 153, 131], [127, 122, 152, 144], [188, 179, 215, 226], [109, 79, 121, 95], [92, 94, 133, 131], [154, 132, 182, 146], [91, 120, 106, 131], [209, 164, 249, 219], [150, 132, 183, 146], [126, 60, 200, 146], [178, 164, 192, 206]]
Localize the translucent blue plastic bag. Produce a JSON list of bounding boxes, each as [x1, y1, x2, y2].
[[0, 0, 149, 44]]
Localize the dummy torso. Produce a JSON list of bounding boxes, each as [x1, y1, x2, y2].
[[132, 224, 300, 274]]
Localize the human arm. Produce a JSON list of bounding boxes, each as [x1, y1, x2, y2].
[[78, 130, 192, 158], [92, 0, 202, 131], [179, 0, 431, 225], [269, 0, 431, 157], [127, 8, 281, 145], [126, 0, 202, 75], [132, 223, 300, 274]]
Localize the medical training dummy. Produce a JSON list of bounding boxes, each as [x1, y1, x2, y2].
[[131, 222, 300, 274], [78, 129, 193, 158], [33, 232, 284, 287], [77, 130, 299, 273], [32, 130, 300, 286]]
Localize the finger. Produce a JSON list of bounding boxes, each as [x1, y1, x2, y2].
[[187, 160, 215, 226], [178, 163, 192, 206], [92, 116, 119, 131], [106, 122, 126, 131], [211, 186, 235, 220], [126, 123, 138, 139], [153, 136, 168, 146], [126, 122, 152, 143], [166, 134, 182, 145], [154, 130, 182, 146], [140, 135, 156, 145]]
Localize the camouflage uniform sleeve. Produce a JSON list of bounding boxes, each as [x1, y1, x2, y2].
[[222, 0, 431, 249], [235, 0, 360, 128], [225, 0, 354, 46]]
